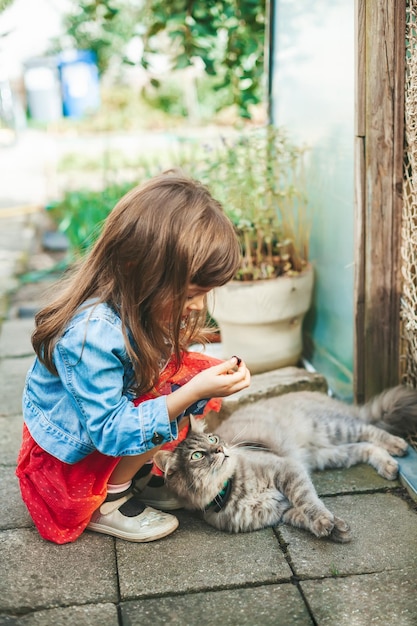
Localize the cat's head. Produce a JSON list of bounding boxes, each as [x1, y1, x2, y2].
[[154, 416, 236, 510]]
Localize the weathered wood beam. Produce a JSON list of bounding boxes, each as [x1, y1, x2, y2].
[[354, 0, 406, 402]]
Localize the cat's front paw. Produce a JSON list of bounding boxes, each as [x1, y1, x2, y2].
[[329, 516, 352, 543]]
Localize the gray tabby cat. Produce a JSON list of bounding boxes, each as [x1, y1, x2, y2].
[[154, 385, 417, 543]]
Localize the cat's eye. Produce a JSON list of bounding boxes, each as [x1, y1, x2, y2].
[[191, 451, 204, 460], [208, 435, 219, 444]]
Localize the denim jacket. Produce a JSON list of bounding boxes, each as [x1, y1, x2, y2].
[[23, 301, 179, 464]]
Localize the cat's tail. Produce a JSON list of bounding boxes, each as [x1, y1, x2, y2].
[[357, 385, 417, 434]]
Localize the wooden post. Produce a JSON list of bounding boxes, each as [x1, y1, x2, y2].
[[354, 0, 406, 402]]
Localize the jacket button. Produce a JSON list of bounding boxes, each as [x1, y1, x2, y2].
[[152, 432, 163, 445]]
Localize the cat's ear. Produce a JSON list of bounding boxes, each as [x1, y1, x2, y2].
[[189, 415, 206, 433], [153, 450, 175, 475]]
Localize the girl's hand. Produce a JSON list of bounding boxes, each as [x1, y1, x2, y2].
[[187, 357, 251, 399], [165, 357, 251, 421]]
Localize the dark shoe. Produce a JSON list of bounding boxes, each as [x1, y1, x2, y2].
[[134, 474, 184, 511]]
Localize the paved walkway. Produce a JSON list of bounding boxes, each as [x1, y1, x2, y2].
[[1, 130, 417, 625]]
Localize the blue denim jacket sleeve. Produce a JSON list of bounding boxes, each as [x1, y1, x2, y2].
[[55, 315, 178, 457], [23, 303, 179, 462]]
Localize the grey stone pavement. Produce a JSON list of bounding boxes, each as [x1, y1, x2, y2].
[[1, 130, 417, 625]]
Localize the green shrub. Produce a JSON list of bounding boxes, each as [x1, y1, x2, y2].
[[47, 126, 310, 282], [47, 182, 136, 257]]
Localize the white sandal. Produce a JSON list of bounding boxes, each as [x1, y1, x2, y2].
[[87, 490, 178, 542]]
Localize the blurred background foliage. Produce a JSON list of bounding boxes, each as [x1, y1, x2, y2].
[[0, 0, 14, 12], [47, 126, 310, 281], [140, 0, 266, 119], [48, 0, 266, 121]]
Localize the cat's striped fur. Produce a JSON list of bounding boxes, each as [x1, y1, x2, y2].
[[154, 385, 417, 542]]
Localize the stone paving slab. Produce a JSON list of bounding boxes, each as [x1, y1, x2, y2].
[[0, 253, 20, 291], [0, 356, 33, 417], [0, 414, 23, 464], [399, 445, 417, 503], [0, 529, 118, 614], [116, 509, 292, 600], [0, 603, 119, 626], [0, 211, 40, 320], [0, 319, 35, 358], [280, 492, 417, 578], [0, 213, 39, 255], [300, 567, 417, 626], [0, 466, 32, 530], [312, 464, 400, 495], [213, 366, 328, 422], [120, 583, 313, 626]]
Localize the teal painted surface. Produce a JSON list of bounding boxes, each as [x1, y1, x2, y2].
[[271, 0, 355, 400], [399, 446, 417, 500]]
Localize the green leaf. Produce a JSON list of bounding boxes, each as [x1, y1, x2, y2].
[[175, 53, 192, 69]]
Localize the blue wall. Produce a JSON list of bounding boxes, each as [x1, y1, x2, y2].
[[270, 0, 355, 399]]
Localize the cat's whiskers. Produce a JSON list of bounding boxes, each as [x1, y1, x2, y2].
[[228, 424, 251, 446], [187, 469, 226, 504], [187, 474, 203, 494], [225, 425, 277, 455], [230, 439, 276, 454]]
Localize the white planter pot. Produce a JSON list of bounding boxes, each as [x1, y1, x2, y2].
[[207, 265, 314, 374]]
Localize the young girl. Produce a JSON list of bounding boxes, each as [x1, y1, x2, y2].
[[16, 171, 251, 545]]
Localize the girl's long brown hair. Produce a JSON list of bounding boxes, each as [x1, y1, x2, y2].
[[33, 171, 241, 394]]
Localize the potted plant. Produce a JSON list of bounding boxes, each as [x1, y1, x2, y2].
[[195, 126, 314, 374], [43, 126, 313, 374]]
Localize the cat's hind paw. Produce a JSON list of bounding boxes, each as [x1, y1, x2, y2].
[[282, 507, 333, 537], [384, 435, 408, 457], [329, 516, 352, 543], [310, 512, 335, 538], [370, 448, 400, 480], [378, 456, 399, 480], [283, 507, 341, 539]]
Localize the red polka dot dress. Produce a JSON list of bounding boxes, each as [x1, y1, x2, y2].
[[16, 351, 223, 544]]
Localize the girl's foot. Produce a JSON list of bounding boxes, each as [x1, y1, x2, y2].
[[87, 490, 178, 542], [134, 474, 184, 511], [139, 483, 184, 511]]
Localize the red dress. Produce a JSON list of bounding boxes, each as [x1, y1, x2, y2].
[[16, 351, 222, 544]]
